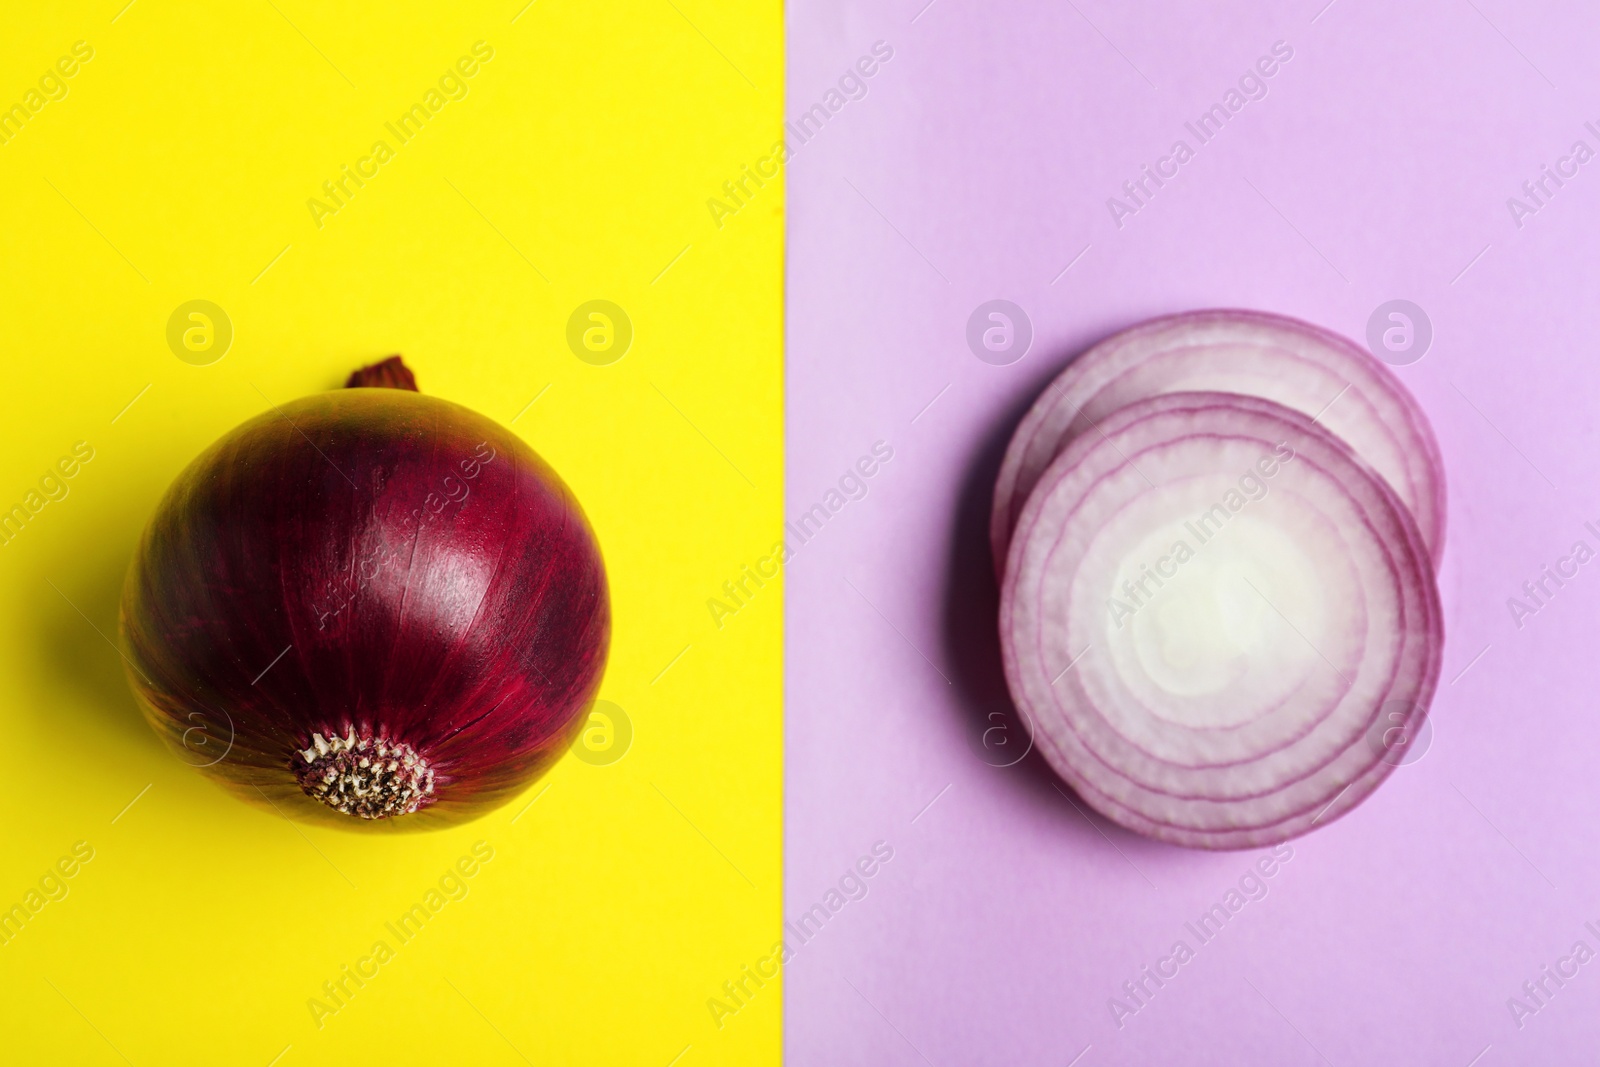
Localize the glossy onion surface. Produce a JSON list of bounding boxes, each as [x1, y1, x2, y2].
[[121, 383, 609, 830]]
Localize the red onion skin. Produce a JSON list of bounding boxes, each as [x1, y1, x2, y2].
[[120, 381, 609, 830], [345, 355, 418, 391]]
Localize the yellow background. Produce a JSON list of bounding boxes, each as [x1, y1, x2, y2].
[[0, 2, 782, 1063]]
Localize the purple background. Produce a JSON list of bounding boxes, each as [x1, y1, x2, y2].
[[784, 1, 1600, 1064]]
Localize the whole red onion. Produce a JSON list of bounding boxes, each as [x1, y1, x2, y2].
[[120, 357, 609, 829]]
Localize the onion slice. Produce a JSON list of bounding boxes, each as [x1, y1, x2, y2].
[[999, 391, 1443, 848], [991, 309, 1446, 574]]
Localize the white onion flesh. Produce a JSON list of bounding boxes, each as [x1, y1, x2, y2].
[[999, 391, 1443, 849], [991, 309, 1446, 576]]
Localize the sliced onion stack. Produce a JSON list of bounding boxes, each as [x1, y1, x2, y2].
[[995, 311, 1444, 849]]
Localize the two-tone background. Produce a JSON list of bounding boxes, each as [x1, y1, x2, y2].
[[5, 1, 1600, 1064]]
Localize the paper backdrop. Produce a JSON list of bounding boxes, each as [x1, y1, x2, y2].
[[784, 1, 1600, 1064], [0, 2, 782, 1064]]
